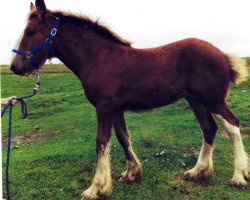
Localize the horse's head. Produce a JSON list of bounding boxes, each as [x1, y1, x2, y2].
[[11, 0, 55, 76]]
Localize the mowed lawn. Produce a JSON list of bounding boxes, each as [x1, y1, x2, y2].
[[1, 63, 250, 200]]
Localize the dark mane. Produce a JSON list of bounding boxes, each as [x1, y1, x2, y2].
[[51, 11, 132, 47]]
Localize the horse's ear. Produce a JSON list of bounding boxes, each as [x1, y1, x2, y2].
[[35, 0, 46, 19], [30, 2, 36, 11]]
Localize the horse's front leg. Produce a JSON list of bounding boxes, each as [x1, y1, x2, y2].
[[82, 110, 113, 199], [113, 112, 142, 182]]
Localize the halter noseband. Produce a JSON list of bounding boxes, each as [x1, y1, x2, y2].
[[12, 16, 60, 69]]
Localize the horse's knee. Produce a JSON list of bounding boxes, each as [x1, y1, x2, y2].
[[201, 125, 217, 145], [214, 114, 240, 136]]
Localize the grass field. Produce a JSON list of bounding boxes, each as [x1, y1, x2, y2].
[[1, 63, 249, 200]]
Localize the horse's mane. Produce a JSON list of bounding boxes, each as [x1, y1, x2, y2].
[[51, 11, 132, 47]]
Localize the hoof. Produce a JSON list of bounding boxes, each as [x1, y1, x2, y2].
[[119, 169, 141, 183], [231, 177, 248, 188], [81, 184, 112, 200], [81, 187, 99, 200], [184, 165, 213, 182], [244, 170, 250, 182], [119, 159, 142, 183], [231, 170, 249, 188]]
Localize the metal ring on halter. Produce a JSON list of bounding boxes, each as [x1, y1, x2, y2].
[[51, 28, 57, 36]]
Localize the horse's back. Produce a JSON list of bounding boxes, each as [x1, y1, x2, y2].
[[117, 38, 231, 110]]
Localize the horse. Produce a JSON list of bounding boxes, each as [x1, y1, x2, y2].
[[10, 0, 249, 199]]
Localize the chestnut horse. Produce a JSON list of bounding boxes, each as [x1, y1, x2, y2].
[[11, 0, 249, 199]]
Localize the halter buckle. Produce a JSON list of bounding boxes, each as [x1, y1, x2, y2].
[[46, 38, 53, 44], [51, 28, 57, 36], [26, 51, 33, 59]]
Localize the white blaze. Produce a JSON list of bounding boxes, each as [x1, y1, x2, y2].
[[11, 17, 32, 63]]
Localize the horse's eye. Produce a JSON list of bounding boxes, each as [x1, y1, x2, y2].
[[27, 31, 35, 36]]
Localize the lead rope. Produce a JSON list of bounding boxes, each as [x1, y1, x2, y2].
[[1, 74, 40, 200]]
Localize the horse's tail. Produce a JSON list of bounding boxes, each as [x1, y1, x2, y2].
[[225, 53, 248, 84]]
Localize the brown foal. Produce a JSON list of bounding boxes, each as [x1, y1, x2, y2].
[[11, 0, 249, 199]]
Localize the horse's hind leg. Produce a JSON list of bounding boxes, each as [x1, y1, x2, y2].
[[212, 103, 249, 187], [113, 112, 142, 182], [184, 97, 218, 181]]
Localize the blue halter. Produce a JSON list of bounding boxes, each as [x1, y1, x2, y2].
[[12, 16, 60, 69]]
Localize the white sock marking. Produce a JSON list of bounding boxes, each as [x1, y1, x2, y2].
[[83, 142, 112, 198], [214, 114, 249, 184], [197, 139, 213, 168]]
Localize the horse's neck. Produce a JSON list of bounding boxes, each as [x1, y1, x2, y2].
[[53, 23, 113, 77]]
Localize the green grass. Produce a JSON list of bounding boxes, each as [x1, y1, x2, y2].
[[0, 64, 70, 74], [1, 63, 250, 200]]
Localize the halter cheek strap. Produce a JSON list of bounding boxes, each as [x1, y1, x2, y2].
[[12, 16, 60, 69]]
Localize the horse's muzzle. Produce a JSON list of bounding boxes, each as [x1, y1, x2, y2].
[[10, 63, 26, 76]]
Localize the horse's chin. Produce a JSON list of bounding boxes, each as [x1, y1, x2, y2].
[[24, 69, 39, 77], [24, 72, 30, 77]]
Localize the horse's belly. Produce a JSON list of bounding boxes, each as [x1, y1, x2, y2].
[[120, 90, 182, 111]]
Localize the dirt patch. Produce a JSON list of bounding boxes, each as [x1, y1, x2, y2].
[[2, 132, 54, 148], [170, 175, 191, 195], [183, 146, 199, 156]]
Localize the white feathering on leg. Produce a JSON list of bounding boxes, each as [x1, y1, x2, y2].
[[214, 114, 249, 186], [82, 142, 112, 199], [185, 139, 213, 180]]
